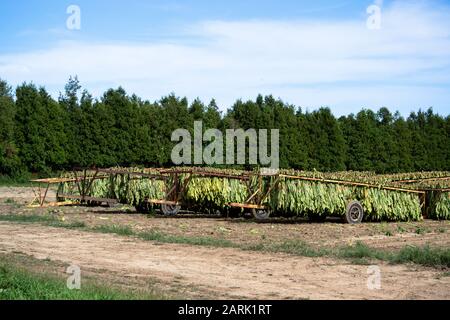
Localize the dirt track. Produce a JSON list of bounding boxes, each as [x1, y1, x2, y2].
[[0, 222, 448, 300], [0, 186, 56, 202], [2, 186, 450, 251]]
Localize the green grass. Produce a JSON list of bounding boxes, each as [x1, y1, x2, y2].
[[0, 264, 162, 300], [47, 220, 87, 229], [139, 230, 235, 247], [336, 241, 450, 268], [3, 198, 21, 208], [244, 240, 327, 258], [0, 175, 34, 187], [336, 241, 386, 260], [0, 214, 86, 230], [415, 226, 427, 235], [391, 245, 450, 268], [88, 223, 236, 247], [0, 214, 58, 224], [1, 214, 449, 269], [92, 224, 134, 236], [397, 226, 406, 233]]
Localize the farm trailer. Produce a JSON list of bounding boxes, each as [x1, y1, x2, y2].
[[28, 167, 449, 223]]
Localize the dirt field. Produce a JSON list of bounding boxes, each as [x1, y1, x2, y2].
[[0, 187, 449, 300], [1, 222, 450, 299]]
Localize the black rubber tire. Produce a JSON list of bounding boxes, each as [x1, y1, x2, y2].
[[161, 204, 181, 216], [210, 208, 223, 216], [135, 202, 151, 213], [87, 200, 102, 207], [226, 207, 242, 218], [252, 209, 271, 220], [345, 201, 364, 224]]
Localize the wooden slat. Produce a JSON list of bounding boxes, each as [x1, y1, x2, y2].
[[159, 169, 250, 180], [27, 201, 77, 208], [228, 203, 267, 209], [31, 175, 110, 184], [147, 199, 180, 205], [31, 178, 77, 183], [96, 168, 166, 179], [279, 174, 426, 194], [393, 176, 450, 184]]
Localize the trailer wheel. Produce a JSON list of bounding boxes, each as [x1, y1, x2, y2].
[[345, 201, 364, 224], [161, 204, 181, 216], [135, 202, 150, 213], [252, 209, 271, 220], [211, 209, 223, 216], [87, 200, 102, 207]]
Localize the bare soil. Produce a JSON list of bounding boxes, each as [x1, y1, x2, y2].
[[2, 190, 448, 251], [1, 222, 449, 300], [0, 187, 449, 300]]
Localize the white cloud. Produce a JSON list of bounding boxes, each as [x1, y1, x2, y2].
[[0, 0, 449, 115]]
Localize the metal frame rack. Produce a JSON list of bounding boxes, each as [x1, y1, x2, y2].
[[28, 167, 450, 223]]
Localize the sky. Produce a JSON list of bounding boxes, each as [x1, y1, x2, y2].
[[0, 0, 449, 116]]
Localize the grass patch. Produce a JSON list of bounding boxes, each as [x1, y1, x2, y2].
[[335, 241, 450, 269], [397, 225, 406, 233], [92, 224, 134, 236], [0, 175, 34, 187], [138, 230, 236, 248], [415, 226, 427, 235], [244, 240, 327, 258], [0, 214, 86, 230], [48, 220, 87, 229], [1, 213, 449, 269], [390, 245, 450, 268], [0, 263, 161, 300], [91, 223, 236, 248], [336, 242, 387, 260], [0, 214, 58, 224]]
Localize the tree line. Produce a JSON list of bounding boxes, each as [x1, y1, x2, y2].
[[0, 77, 449, 177]]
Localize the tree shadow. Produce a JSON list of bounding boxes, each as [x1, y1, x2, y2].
[[88, 207, 346, 224]]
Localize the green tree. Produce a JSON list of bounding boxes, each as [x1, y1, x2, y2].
[[38, 88, 68, 169], [340, 110, 379, 172], [304, 108, 346, 171], [203, 99, 222, 129], [152, 94, 193, 166], [374, 107, 396, 173], [188, 98, 205, 121], [446, 115, 450, 170], [2, 77, 449, 175], [59, 76, 82, 167], [406, 109, 446, 171], [15, 84, 67, 173], [392, 112, 413, 172], [0, 80, 22, 175]]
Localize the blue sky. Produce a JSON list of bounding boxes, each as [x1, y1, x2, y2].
[[1, 0, 449, 116]]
